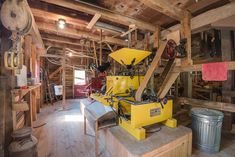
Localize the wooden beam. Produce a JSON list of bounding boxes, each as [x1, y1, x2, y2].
[[49, 67, 63, 79], [43, 40, 82, 50], [87, 13, 101, 29], [186, 0, 222, 13], [172, 61, 235, 73], [153, 26, 160, 48], [176, 97, 235, 113], [135, 41, 167, 101], [62, 49, 66, 109], [99, 30, 103, 66], [192, 2, 235, 32], [211, 15, 235, 29], [181, 11, 192, 65], [36, 22, 127, 46], [92, 41, 98, 66], [31, 8, 88, 28], [40, 0, 156, 32], [159, 2, 235, 39], [120, 26, 137, 37], [139, 0, 183, 20], [222, 90, 235, 97], [221, 30, 233, 131], [41, 34, 83, 47], [157, 65, 180, 98]]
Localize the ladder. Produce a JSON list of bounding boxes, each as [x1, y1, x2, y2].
[[44, 70, 54, 105]]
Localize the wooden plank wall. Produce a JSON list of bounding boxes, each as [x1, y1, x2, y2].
[[0, 17, 15, 156]]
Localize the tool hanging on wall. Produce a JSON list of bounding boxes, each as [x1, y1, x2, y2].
[[1, 0, 33, 72]]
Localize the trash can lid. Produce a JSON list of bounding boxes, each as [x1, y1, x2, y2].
[[191, 108, 224, 120]]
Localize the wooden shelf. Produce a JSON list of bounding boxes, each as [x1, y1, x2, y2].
[[11, 84, 41, 99], [11, 83, 42, 130]]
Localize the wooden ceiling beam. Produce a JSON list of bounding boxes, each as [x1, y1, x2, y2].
[[36, 21, 127, 46], [31, 8, 88, 28], [87, 13, 101, 29], [32, 8, 125, 36], [41, 33, 83, 47], [186, 0, 222, 13], [43, 40, 82, 50], [160, 2, 235, 39], [139, 0, 184, 20], [40, 0, 156, 32], [211, 15, 235, 29]]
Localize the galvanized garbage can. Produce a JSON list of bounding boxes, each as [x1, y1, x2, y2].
[[191, 108, 224, 153], [9, 127, 38, 157]]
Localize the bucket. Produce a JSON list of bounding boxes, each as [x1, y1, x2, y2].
[[191, 108, 224, 153]]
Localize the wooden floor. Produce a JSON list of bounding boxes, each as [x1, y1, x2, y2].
[[33, 99, 235, 157]]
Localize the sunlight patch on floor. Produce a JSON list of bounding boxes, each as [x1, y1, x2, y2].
[[64, 115, 84, 122]]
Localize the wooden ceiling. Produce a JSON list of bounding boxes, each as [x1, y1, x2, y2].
[[28, 0, 231, 52]]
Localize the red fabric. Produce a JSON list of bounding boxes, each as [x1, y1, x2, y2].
[[202, 62, 228, 81]]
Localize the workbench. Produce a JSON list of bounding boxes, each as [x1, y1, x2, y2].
[[80, 99, 192, 157]]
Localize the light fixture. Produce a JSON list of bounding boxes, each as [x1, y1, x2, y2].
[[125, 39, 128, 42], [68, 52, 73, 57], [57, 18, 66, 29]]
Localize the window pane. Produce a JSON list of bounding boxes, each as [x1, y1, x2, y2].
[[74, 70, 86, 85]]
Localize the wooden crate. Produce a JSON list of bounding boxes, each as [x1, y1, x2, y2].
[[101, 126, 192, 157]]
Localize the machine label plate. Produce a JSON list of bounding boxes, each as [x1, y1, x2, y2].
[[150, 108, 161, 117]]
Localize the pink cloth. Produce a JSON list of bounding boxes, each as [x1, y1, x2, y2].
[[202, 62, 228, 81]]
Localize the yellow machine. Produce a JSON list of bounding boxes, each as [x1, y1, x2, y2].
[[91, 48, 177, 140]]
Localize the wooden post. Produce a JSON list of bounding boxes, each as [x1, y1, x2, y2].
[[153, 26, 160, 49], [181, 11, 192, 65], [24, 35, 32, 72], [62, 49, 66, 109], [221, 30, 233, 131], [181, 11, 192, 98], [92, 41, 98, 66], [99, 30, 103, 66], [150, 26, 160, 93]]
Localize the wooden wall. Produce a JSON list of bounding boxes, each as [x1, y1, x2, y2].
[[0, 6, 15, 155]]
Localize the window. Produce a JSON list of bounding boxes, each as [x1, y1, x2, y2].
[[74, 70, 86, 85]]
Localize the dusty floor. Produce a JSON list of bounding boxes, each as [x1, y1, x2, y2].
[[33, 99, 235, 157]]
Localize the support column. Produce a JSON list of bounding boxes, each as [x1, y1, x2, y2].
[[221, 30, 233, 131], [181, 11, 192, 98], [62, 49, 66, 109]]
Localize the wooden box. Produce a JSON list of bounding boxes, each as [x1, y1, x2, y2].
[[102, 125, 192, 157]]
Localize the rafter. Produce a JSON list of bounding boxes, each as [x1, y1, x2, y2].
[[41, 33, 83, 47], [40, 0, 156, 32], [159, 2, 235, 40], [36, 21, 127, 46], [139, 0, 184, 20]]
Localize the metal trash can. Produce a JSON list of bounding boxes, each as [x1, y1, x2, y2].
[[191, 108, 224, 153], [9, 127, 38, 157]]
